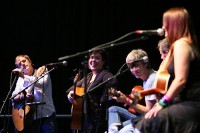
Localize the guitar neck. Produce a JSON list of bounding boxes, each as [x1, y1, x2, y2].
[[139, 89, 157, 97], [138, 71, 170, 99], [139, 88, 166, 98]]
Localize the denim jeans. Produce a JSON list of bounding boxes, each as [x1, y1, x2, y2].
[[32, 112, 58, 133], [108, 106, 140, 127]]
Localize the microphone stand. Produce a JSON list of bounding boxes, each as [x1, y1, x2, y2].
[[58, 36, 148, 61], [88, 68, 130, 94], [91, 36, 148, 52], [0, 74, 19, 133], [10, 67, 55, 132], [87, 66, 130, 133], [81, 55, 89, 133]]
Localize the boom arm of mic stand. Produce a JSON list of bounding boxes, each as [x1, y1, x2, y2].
[[58, 51, 90, 61], [58, 34, 148, 61], [92, 36, 148, 51], [88, 68, 130, 94]]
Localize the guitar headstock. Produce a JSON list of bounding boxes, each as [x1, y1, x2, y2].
[[37, 66, 46, 77], [73, 69, 82, 83]]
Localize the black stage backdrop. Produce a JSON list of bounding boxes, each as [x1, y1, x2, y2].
[[1, 1, 199, 132]]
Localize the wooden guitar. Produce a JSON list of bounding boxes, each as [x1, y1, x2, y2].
[[71, 69, 84, 131], [12, 66, 46, 131], [134, 71, 170, 100], [127, 86, 145, 114]]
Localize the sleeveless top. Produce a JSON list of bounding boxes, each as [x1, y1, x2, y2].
[[168, 57, 200, 102]]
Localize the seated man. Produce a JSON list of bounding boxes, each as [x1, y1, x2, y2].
[[107, 49, 157, 133]]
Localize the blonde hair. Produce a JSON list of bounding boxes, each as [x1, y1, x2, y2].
[[126, 49, 147, 62], [15, 55, 33, 66], [126, 49, 151, 69]]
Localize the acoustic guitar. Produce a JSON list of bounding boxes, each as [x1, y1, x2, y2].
[[109, 71, 170, 114], [12, 66, 46, 131], [71, 70, 84, 131], [134, 71, 170, 100], [127, 86, 145, 114]]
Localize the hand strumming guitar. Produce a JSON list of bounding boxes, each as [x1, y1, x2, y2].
[[67, 91, 74, 103]]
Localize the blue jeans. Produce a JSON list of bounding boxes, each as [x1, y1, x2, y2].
[[108, 106, 140, 127], [32, 112, 58, 133]]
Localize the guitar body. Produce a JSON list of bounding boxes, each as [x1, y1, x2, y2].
[[128, 86, 145, 114], [71, 87, 84, 130], [12, 66, 46, 131], [12, 104, 30, 131], [153, 71, 170, 94]]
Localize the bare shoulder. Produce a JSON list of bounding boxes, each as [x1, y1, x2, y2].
[[174, 38, 194, 60], [175, 38, 192, 49], [174, 38, 189, 46]]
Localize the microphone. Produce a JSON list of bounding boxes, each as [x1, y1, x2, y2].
[[46, 61, 68, 67], [135, 28, 165, 36], [12, 65, 26, 74]]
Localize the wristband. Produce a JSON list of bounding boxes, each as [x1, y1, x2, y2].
[[159, 96, 169, 107], [158, 100, 167, 107], [125, 98, 131, 104], [124, 98, 133, 106], [164, 94, 171, 101]]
